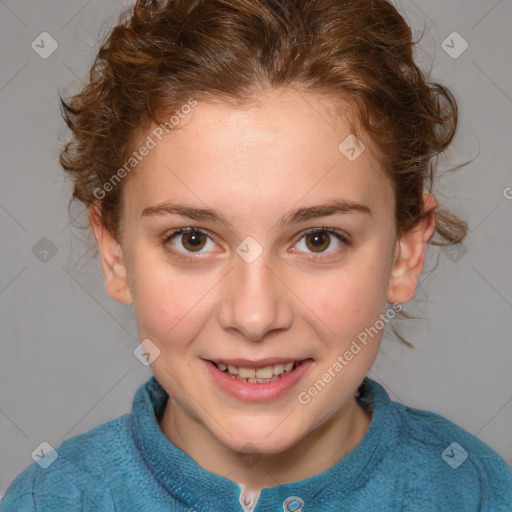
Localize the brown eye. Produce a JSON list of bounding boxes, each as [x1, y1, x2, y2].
[[304, 231, 331, 252], [163, 227, 215, 254], [180, 230, 207, 251], [294, 228, 349, 256]]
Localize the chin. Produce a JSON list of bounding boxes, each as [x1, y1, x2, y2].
[[220, 422, 303, 455]]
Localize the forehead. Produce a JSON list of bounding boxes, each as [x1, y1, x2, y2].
[[122, 88, 394, 225]]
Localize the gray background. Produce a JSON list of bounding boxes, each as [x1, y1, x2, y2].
[[1, 0, 511, 497]]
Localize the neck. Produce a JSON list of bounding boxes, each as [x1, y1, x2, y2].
[[158, 394, 372, 492]]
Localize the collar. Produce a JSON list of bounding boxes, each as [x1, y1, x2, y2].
[[128, 375, 399, 512]]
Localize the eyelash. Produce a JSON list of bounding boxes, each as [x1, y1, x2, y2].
[[162, 227, 350, 262]]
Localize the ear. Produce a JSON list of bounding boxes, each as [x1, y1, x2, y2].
[[387, 193, 436, 304], [88, 202, 133, 305]]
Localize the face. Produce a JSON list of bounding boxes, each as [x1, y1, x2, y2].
[[91, 87, 434, 455]]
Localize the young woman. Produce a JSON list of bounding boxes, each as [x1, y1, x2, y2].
[[2, 0, 511, 510]]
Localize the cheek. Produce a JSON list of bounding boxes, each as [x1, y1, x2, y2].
[[130, 256, 213, 345], [296, 257, 390, 338]]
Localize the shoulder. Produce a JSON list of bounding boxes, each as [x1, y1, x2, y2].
[[389, 399, 512, 510], [1, 415, 130, 512]]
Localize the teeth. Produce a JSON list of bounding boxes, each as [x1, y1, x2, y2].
[[248, 376, 281, 383], [273, 363, 284, 374], [255, 366, 274, 379], [227, 364, 239, 375], [238, 367, 256, 379], [216, 360, 301, 379]]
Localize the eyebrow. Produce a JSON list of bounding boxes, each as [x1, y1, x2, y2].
[[140, 198, 372, 228]]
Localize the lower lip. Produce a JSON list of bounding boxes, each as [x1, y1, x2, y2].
[[204, 359, 313, 402]]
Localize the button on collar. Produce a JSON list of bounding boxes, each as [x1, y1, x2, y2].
[[283, 496, 304, 511]]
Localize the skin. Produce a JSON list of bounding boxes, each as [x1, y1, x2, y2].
[[89, 87, 436, 492]]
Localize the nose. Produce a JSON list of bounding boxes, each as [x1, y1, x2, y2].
[[218, 252, 293, 342]]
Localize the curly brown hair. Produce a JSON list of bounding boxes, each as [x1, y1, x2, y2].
[[59, 0, 469, 347]]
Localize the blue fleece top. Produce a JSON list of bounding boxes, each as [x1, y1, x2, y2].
[[1, 376, 511, 511]]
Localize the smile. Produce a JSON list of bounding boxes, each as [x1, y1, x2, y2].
[[204, 358, 314, 402], [214, 361, 302, 383]]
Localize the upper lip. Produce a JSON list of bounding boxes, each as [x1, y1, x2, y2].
[[207, 357, 310, 368]]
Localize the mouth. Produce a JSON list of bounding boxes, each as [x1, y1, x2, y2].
[[209, 359, 305, 383], [203, 358, 314, 402]]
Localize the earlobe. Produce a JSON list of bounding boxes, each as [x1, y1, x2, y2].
[[387, 193, 436, 304], [88, 203, 133, 305]]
